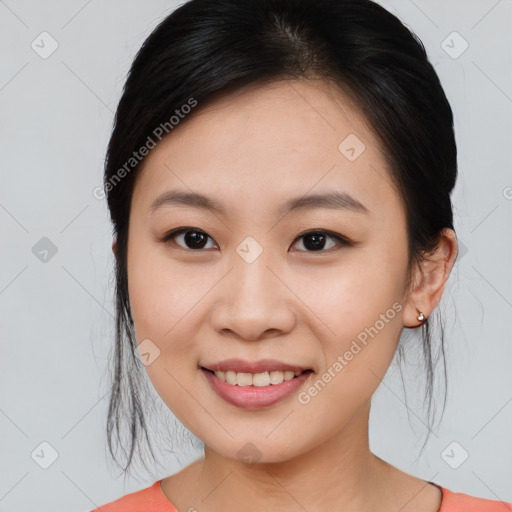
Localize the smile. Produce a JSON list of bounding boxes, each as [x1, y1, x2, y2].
[[201, 367, 314, 409]]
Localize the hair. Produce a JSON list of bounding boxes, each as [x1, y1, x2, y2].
[[103, 0, 458, 475]]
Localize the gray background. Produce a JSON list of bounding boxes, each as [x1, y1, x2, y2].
[[1, 0, 511, 510]]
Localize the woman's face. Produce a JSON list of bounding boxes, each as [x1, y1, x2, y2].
[[126, 79, 412, 463]]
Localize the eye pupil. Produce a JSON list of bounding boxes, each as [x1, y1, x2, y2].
[[303, 232, 326, 251], [185, 230, 208, 249]]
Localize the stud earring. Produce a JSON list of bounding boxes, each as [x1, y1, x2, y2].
[[417, 312, 425, 322]]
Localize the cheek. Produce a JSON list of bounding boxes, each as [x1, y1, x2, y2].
[[295, 249, 406, 374], [127, 237, 204, 341], [126, 237, 225, 396], [126, 245, 203, 422], [300, 256, 403, 328], [126, 242, 204, 413]]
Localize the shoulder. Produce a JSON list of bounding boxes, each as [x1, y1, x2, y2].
[[440, 486, 512, 512], [90, 480, 178, 512]]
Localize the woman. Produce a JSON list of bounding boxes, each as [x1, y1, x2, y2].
[[92, 0, 512, 510]]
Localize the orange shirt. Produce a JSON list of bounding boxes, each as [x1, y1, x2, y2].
[[91, 480, 512, 512]]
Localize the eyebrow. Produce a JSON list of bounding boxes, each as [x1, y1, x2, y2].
[[149, 189, 371, 217]]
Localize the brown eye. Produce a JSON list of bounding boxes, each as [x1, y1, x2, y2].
[[163, 228, 217, 250], [291, 230, 351, 253], [162, 227, 351, 253]]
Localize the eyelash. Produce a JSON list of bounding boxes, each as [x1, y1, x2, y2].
[[162, 227, 352, 253]]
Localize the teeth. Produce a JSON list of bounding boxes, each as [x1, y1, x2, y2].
[[214, 370, 304, 386]]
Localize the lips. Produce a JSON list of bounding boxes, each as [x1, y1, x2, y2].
[[200, 358, 312, 374], [201, 366, 313, 409]]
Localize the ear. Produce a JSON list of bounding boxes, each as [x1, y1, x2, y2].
[[403, 228, 458, 328], [111, 237, 117, 257]]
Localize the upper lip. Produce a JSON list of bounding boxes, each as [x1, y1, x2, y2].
[[201, 359, 312, 374]]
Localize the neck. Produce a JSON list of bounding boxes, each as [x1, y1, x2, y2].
[[189, 402, 391, 512]]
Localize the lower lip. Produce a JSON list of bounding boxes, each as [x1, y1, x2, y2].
[[201, 368, 313, 409]]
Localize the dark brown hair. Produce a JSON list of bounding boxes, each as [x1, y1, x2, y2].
[[103, 0, 457, 474]]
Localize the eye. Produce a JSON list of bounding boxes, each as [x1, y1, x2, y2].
[[291, 230, 352, 253], [163, 227, 351, 253], [163, 227, 217, 250]]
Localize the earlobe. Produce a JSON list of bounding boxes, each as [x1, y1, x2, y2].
[[111, 238, 117, 257], [402, 228, 458, 328]]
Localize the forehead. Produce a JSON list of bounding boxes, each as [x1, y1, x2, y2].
[[132, 79, 401, 223]]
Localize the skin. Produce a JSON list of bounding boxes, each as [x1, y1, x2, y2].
[[113, 78, 458, 512]]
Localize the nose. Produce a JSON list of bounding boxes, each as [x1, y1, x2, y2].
[[210, 249, 297, 341]]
